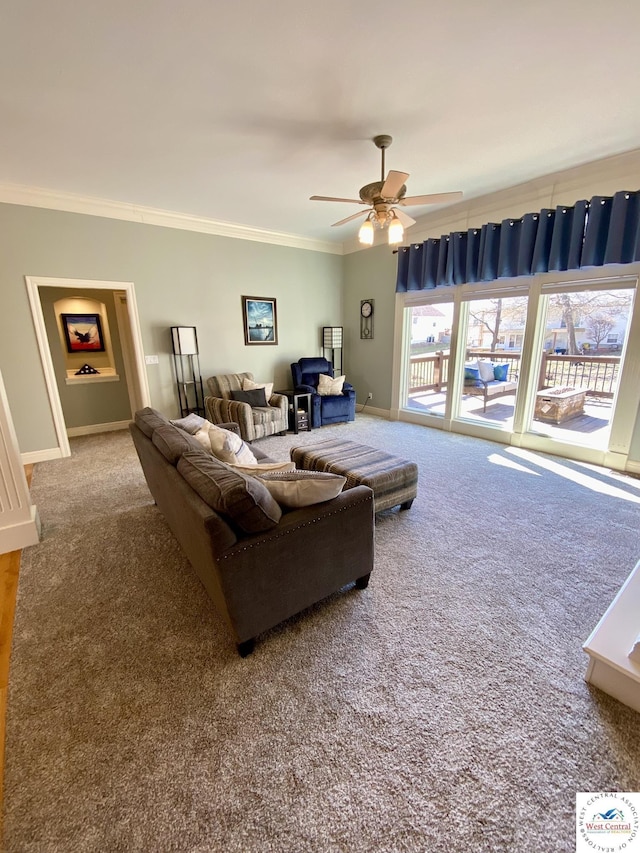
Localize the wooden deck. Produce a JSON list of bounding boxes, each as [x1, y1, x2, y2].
[[406, 389, 612, 444]]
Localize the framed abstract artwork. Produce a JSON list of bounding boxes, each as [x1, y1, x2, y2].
[[241, 296, 278, 345], [61, 313, 105, 353]]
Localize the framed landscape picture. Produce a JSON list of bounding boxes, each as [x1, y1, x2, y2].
[[61, 313, 105, 353], [242, 296, 278, 345]]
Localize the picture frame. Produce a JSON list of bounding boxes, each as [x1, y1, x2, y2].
[[241, 296, 278, 345], [61, 313, 105, 353]]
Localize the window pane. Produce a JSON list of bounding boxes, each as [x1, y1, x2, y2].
[[529, 288, 634, 446], [459, 296, 526, 428], [405, 302, 454, 417]]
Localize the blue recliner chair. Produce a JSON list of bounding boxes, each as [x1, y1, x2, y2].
[[290, 357, 356, 428]]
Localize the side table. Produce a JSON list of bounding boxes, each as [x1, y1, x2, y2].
[[275, 390, 312, 434]]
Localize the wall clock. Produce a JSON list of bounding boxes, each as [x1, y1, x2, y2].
[[360, 299, 374, 339]]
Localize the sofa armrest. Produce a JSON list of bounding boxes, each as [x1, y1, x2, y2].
[[294, 384, 316, 395], [268, 392, 288, 415], [217, 485, 375, 641], [205, 396, 254, 435]]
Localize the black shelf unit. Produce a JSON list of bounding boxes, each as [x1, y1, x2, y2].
[[171, 326, 205, 417]]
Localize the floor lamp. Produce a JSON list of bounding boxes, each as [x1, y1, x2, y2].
[[322, 326, 343, 376], [171, 326, 205, 417]]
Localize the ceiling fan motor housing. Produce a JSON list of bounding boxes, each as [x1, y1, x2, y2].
[[359, 181, 407, 204]]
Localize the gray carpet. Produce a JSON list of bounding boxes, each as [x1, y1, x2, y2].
[[4, 415, 640, 852]]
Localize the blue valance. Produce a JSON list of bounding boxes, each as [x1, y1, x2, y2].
[[395, 190, 640, 292]]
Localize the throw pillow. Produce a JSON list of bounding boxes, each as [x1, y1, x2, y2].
[[230, 388, 269, 407], [317, 374, 346, 396], [170, 412, 208, 435], [229, 460, 296, 476], [178, 452, 281, 534], [493, 363, 510, 382], [257, 470, 347, 508], [464, 365, 480, 382], [194, 423, 258, 466], [477, 360, 496, 383], [242, 377, 274, 401]]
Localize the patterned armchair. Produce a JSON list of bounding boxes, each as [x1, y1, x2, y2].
[[290, 357, 356, 428], [205, 372, 288, 442]]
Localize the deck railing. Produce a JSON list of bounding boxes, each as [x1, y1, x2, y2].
[[409, 350, 621, 398]]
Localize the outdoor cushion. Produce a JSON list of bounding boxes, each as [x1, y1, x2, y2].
[[493, 363, 510, 381], [477, 360, 496, 382], [464, 365, 480, 382]]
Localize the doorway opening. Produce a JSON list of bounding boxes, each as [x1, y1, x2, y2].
[[25, 277, 150, 459]]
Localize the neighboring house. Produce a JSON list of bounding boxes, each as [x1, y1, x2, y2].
[[411, 305, 449, 344]]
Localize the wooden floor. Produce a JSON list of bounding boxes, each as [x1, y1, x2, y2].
[[0, 465, 32, 822]]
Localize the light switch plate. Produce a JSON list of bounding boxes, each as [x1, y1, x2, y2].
[[144, 355, 159, 365]]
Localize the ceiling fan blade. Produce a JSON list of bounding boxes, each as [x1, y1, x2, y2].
[[332, 210, 370, 227], [399, 191, 463, 207], [392, 208, 416, 228], [381, 170, 409, 199], [310, 195, 365, 204]]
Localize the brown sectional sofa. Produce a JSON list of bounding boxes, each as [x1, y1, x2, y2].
[[129, 408, 375, 656]]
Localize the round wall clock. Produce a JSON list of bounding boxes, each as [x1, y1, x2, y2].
[[360, 299, 374, 339]]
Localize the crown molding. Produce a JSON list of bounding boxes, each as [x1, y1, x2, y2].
[[0, 183, 343, 255]]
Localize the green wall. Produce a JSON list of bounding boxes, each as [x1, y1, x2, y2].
[[0, 203, 343, 454], [342, 244, 398, 409], [2, 178, 639, 468]]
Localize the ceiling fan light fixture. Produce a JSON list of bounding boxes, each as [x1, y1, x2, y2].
[[387, 214, 404, 245], [358, 217, 375, 245]]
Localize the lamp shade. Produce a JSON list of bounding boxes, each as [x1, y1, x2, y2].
[[323, 326, 343, 348], [387, 215, 404, 245], [358, 218, 375, 245], [171, 326, 199, 355]]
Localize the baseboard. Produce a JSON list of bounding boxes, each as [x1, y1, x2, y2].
[[0, 509, 40, 554], [66, 420, 131, 437], [356, 405, 389, 419], [626, 459, 640, 475], [21, 446, 64, 465]]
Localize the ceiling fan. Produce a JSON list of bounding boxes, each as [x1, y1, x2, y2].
[[310, 134, 463, 245]]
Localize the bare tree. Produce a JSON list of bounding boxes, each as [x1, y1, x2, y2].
[[469, 298, 502, 350], [585, 313, 615, 352], [548, 291, 631, 355]]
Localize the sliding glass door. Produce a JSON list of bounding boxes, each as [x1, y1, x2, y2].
[[404, 300, 455, 418], [398, 268, 640, 469], [527, 283, 635, 449], [457, 294, 528, 430]]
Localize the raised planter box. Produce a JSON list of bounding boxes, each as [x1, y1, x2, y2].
[[534, 385, 587, 424]]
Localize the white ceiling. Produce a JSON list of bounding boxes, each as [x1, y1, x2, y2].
[[2, 0, 640, 249]]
